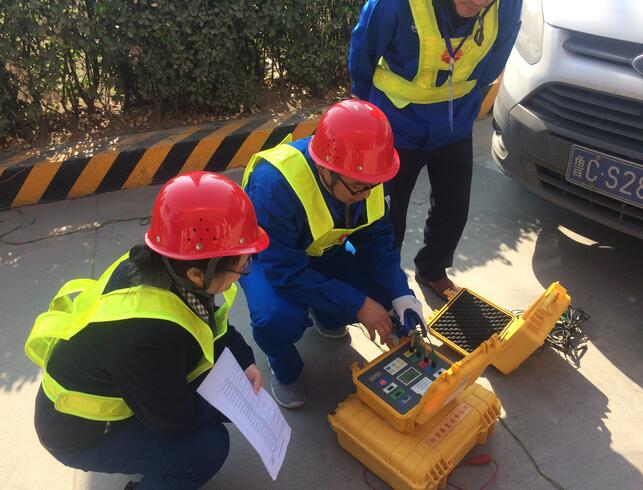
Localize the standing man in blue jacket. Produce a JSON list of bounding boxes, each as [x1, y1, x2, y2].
[[240, 100, 427, 408], [349, 0, 522, 299]]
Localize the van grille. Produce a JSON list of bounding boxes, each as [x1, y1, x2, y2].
[[523, 84, 643, 154]]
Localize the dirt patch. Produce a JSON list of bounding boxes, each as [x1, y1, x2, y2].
[[1, 85, 348, 156]]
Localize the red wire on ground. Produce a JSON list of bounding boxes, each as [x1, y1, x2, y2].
[[447, 454, 500, 490], [479, 458, 499, 490], [465, 455, 492, 465]]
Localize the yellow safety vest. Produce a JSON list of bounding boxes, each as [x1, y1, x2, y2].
[[373, 0, 499, 108], [24, 253, 237, 422], [242, 135, 385, 257]]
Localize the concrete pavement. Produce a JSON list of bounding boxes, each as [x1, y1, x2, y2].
[[1, 119, 641, 489]]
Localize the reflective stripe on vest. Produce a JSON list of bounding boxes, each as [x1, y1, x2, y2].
[[372, 0, 499, 108], [24, 253, 237, 421], [242, 137, 385, 257]]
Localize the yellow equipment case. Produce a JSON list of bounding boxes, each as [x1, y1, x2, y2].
[[329, 336, 501, 490], [329, 385, 500, 490], [428, 282, 570, 374], [329, 283, 571, 489]]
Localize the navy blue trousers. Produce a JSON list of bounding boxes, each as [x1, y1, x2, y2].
[[241, 251, 392, 384], [48, 399, 229, 490], [388, 134, 473, 281]]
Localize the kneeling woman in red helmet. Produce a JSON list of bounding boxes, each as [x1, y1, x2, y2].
[[26, 172, 269, 489]]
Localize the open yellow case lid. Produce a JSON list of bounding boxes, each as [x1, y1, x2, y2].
[[427, 282, 571, 374], [492, 282, 570, 373], [413, 334, 500, 426]]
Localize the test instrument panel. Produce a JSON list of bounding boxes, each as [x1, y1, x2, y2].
[[329, 282, 570, 490]]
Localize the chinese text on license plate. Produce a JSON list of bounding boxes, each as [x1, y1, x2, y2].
[[567, 145, 643, 209]]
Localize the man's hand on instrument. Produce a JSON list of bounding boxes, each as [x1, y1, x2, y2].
[[357, 296, 393, 345], [392, 295, 429, 337]]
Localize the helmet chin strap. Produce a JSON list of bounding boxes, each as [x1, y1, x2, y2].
[[203, 257, 220, 293], [161, 256, 220, 299]]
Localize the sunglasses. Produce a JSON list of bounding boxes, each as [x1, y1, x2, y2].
[[222, 256, 253, 276]]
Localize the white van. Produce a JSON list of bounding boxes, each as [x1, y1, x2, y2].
[[492, 0, 643, 239]]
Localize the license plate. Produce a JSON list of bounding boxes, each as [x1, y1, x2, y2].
[[566, 145, 643, 209]]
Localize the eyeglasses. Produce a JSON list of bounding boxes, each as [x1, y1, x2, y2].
[[222, 256, 253, 276], [336, 175, 379, 196]]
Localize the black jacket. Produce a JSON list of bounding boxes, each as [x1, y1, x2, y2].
[[34, 259, 255, 452]]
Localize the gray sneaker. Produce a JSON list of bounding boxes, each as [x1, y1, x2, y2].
[[270, 372, 306, 409], [310, 310, 349, 339]]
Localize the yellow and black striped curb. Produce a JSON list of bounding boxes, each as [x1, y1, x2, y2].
[[478, 78, 500, 122], [0, 109, 321, 210], [0, 85, 498, 210]]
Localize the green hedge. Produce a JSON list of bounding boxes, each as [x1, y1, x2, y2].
[[0, 0, 361, 143]]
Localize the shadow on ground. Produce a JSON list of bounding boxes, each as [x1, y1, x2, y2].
[[531, 211, 642, 389], [0, 207, 96, 393], [0, 189, 155, 395], [402, 159, 545, 312], [488, 346, 641, 490], [401, 152, 642, 489]]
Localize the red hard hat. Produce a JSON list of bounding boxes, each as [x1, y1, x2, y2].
[[145, 171, 269, 260], [308, 100, 400, 184]]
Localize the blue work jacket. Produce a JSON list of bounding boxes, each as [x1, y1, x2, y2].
[[244, 137, 412, 318], [349, 0, 522, 150]]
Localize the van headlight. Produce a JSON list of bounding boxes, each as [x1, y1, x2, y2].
[[515, 0, 544, 64]]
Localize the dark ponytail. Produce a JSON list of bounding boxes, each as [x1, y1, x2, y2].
[[129, 244, 172, 289]]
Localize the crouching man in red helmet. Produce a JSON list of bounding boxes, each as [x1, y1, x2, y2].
[[240, 100, 429, 409], [26, 172, 269, 489]]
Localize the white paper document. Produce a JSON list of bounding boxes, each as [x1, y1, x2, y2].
[[197, 348, 291, 480]]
